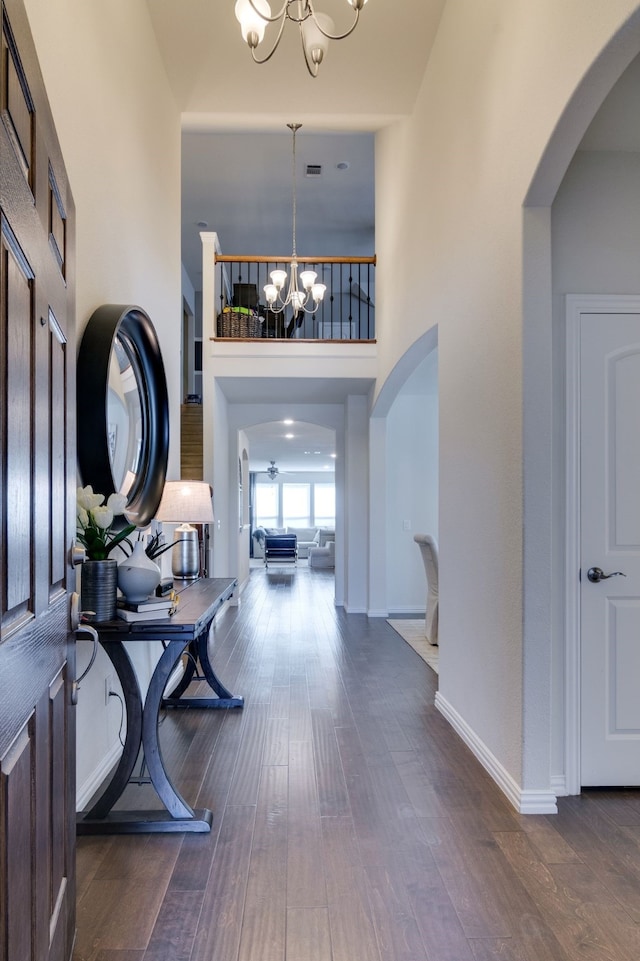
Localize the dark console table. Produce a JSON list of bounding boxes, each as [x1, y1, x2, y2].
[[76, 577, 242, 835]]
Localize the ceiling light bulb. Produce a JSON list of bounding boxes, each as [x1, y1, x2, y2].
[[312, 283, 326, 302], [300, 270, 317, 291], [264, 283, 277, 304], [235, 0, 271, 47]]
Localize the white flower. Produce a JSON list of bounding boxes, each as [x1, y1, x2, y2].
[[77, 505, 89, 527], [91, 505, 113, 530], [77, 485, 104, 511]]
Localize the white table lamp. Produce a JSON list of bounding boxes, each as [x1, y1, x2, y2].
[[156, 481, 214, 578]]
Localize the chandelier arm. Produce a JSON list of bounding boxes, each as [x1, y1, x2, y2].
[[246, 0, 289, 25], [249, 14, 289, 65]]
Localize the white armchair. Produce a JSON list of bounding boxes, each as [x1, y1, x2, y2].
[[309, 539, 335, 569], [413, 534, 439, 645]]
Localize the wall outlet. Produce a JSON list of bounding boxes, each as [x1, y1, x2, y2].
[[105, 674, 115, 705], [403, 519, 411, 531]]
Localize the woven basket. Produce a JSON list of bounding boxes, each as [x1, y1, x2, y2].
[[217, 308, 262, 338]]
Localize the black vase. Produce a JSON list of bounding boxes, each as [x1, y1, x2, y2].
[[80, 559, 118, 622]]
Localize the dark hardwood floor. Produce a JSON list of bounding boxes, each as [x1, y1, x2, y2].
[[73, 567, 640, 960]]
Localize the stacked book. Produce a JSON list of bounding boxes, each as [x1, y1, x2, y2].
[[116, 594, 175, 622]]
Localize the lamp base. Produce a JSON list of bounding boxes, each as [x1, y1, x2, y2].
[[172, 525, 199, 579]]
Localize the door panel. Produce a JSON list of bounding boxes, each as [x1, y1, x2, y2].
[[1, 1, 76, 959], [3, 229, 33, 623], [580, 311, 640, 785]]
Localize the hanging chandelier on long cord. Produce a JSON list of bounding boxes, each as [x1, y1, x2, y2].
[[234, 0, 368, 78], [263, 123, 326, 318]]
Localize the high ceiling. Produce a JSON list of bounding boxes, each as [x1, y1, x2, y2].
[[145, 4, 640, 475], [143, 0, 445, 473], [145, 0, 445, 290], [245, 420, 337, 476], [181, 127, 376, 291], [147, 1, 445, 124]]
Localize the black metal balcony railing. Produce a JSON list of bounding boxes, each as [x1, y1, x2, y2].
[[214, 255, 376, 341]]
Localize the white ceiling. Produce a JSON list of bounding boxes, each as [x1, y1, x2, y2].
[[244, 419, 337, 475], [147, 1, 445, 123]]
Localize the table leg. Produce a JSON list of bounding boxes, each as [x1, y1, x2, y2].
[[77, 638, 213, 834], [163, 626, 244, 709]]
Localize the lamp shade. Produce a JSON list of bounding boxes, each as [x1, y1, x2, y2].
[[156, 481, 214, 525], [269, 269, 288, 291], [299, 270, 317, 290]]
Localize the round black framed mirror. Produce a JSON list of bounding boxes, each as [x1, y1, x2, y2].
[[77, 305, 169, 528]]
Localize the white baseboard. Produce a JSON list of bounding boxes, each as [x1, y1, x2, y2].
[[367, 608, 388, 618], [435, 692, 558, 815], [76, 740, 122, 811], [551, 774, 568, 797]]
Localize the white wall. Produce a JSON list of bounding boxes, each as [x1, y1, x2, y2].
[[24, 0, 182, 805], [386, 352, 439, 613], [550, 147, 640, 779], [374, 0, 640, 805]]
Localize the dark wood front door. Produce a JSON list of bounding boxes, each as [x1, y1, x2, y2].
[[1, 1, 76, 959]]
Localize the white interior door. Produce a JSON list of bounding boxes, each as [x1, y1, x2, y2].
[[580, 308, 640, 785]]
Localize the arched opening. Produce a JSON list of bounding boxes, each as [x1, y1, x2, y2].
[[522, 12, 640, 798], [242, 419, 337, 575]]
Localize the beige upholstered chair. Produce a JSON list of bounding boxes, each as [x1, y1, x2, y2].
[[413, 534, 439, 645], [309, 539, 335, 569]]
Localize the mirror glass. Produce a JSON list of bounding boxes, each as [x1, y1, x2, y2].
[[108, 336, 143, 495], [77, 305, 169, 528]]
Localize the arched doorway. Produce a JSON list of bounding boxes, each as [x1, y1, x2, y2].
[[242, 419, 337, 575], [522, 15, 640, 798]]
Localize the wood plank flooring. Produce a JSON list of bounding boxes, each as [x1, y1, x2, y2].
[[73, 567, 640, 961]]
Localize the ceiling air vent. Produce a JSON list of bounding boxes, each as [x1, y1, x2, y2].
[[305, 164, 322, 177]]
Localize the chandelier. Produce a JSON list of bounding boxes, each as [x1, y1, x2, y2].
[[263, 123, 326, 318], [234, 0, 368, 78]]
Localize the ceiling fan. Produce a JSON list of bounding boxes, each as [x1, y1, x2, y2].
[[256, 460, 290, 481]]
